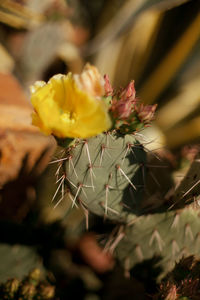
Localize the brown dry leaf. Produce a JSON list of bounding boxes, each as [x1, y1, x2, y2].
[[0, 73, 56, 185], [0, 73, 56, 220], [0, 74, 55, 186], [0, 44, 14, 74]]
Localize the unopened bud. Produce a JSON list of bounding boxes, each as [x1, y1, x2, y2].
[[136, 104, 157, 124], [120, 80, 136, 103], [111, 81, 137, 120], [111, 98, 133, 119], [104, 74, 113, 96]]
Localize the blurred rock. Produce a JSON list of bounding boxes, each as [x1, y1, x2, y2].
[[73, 233, 115, 274]]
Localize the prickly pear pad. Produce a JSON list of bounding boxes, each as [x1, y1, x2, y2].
[[64, 132, 146, 220], [115, 207, 200, 280]]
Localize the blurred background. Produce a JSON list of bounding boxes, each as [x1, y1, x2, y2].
[[0, 0, 200, 299]]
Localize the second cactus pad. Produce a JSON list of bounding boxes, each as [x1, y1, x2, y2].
[[64, 132, 146, 220], [115, 207, 200, 280]]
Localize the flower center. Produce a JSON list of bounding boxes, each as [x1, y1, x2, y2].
[[61, 111, 77, 124]]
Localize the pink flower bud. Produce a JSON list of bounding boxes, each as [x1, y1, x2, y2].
[[110, 81, 137, 120], [111, 98, 133, 119], [136, 104, 157, 124], [120, 80, 136, 103], [104, 74, 113, 97]]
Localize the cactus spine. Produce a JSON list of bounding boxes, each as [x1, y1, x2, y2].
[[63, 132, 146, 220]]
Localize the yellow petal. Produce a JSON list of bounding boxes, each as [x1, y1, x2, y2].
[[30, 67, 112, 139], [30, 80, 46, 93]]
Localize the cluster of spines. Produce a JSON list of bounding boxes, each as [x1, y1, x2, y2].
[[113, 207, 200, 279], [51, 129, 200, 279], [51, 131, 147, 218]]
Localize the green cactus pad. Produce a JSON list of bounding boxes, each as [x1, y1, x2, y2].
[[115, 207, 200, 280], [64, 132, 146, 220]]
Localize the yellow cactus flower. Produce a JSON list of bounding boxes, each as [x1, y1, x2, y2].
[[30, 65, 112, 139]]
